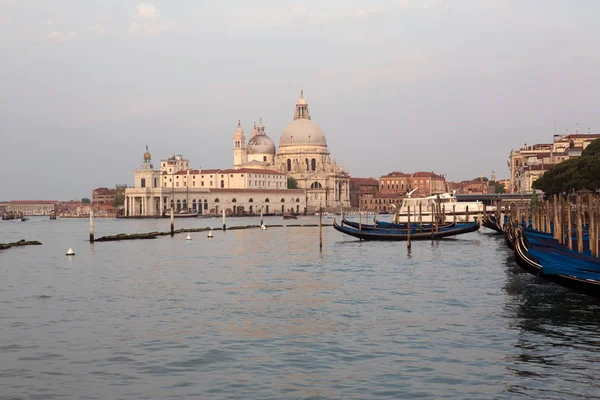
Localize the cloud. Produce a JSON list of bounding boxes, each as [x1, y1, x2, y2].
[[354, 7, 383, 17], [45, 31, 76, 43], [130, 3, 175, 37], [290, 4, 308, 18], [213, 79, 291, 91], [136, 3, 159, 20], [317, 54, 434, 92], [88, 24, 105, 35], [0, 15, 9, 25]]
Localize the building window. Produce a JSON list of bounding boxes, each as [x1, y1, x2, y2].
[[141, 178, 146, 188], [176, 182, 179, 187], [287, 159, 291, 171], [220, 180, 224, 188], [311, 158, 316, 171], [263, 156, 267, 162]]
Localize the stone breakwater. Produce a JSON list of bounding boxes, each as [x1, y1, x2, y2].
[[0, 240, 42, 250], [95, 224, 331, 242]]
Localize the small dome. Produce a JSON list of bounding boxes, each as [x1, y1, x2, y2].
[[168, 154, 175, 160], [143, 152, 151, 161], [247, 134, 276, 155], [279, 119, 327, 147]]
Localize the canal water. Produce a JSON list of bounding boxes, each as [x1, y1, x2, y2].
[[1, 216, 600, 399]]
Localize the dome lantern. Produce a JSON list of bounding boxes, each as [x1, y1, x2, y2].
[[279, 91, 327, 147]]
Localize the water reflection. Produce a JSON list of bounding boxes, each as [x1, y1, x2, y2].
[[502, 253, 600, 399]]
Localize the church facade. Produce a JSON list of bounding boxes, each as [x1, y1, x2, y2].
[[124, 92, 350, 216], [233, 91, 351, 212]]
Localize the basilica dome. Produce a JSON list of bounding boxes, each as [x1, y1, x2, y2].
[[247, 134, 276, 154], [278, 91, 327, 147], [279, 119, 327, 147]]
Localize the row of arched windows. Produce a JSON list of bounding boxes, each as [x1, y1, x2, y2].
[[287, 158, 317, 172]]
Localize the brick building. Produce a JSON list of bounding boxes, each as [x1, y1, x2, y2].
[[379, 171, 446, 197], [349, 177, 379, 208]]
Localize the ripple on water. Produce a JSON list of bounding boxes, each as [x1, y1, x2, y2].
[[2, 221, 600, 399]]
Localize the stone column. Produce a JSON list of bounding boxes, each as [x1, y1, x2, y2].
[[124, 195, 128, 216]]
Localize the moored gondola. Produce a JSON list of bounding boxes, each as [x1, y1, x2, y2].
[[512, 227, 600, 297], [341, 218, 454, 232], [333, 219, 479, 241]]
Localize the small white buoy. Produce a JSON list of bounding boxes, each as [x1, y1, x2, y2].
[[207, 230, 213, 238], [66, 247, 75, 256], [186, 233, 192, 241], [261, 224, 267, 230]]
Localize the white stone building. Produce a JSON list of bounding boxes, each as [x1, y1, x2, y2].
[[124, 91, 350, 216], [124, 149, 305, 217], [233, 91, 351, 212]]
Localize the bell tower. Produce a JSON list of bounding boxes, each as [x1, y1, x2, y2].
[[233, 121, 247, 168]]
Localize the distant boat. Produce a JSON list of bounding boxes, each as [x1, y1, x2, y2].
[[283, 213, 297, 220], [162, 210, 199, 218], [21, 216, 29, 221]]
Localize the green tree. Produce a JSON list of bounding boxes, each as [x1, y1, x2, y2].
[[532, 138, 600, 196], [489, 180, 506, 194], [81, 198, 91, 204], [112, 193, 125, 207], [472, 176, 489, 182], [287, 177, 299, 189]]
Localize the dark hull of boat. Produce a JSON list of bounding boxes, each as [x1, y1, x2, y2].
[[333, 221, 479, 241], [482, 218, 503, 234], [342, 218, 453, 232], [513, 230, 600, 298]]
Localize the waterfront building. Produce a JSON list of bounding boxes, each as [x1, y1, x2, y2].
[[349, 177, 379, 208], [508, 134, 600, 193], [379, 171, 446, 197], [450, 180, 494, 195], [359, 192, 399, 212], [273, 92, 351, 212], [123, 91, 350, 216], [5, 200, 58, 216], [124, 148, 305, 216], [92, 186, 126, 206]]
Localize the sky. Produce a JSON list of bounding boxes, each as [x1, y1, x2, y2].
[[1, 0, 600, 200]]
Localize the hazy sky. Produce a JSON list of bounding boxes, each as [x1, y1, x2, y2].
[[1, 0, 599, 200]]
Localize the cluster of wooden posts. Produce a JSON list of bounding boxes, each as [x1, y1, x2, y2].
[[504, 194, 600, 257]]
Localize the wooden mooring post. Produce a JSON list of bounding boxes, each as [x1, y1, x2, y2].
[[407, 206, 411, 250], [567, 199, 573, 251], [89, 210, 95, 243], [170, 208, 174, 237], [577, 196, 584, 254], [319, 203, 323, 250], [589, 194, 596, 257]]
